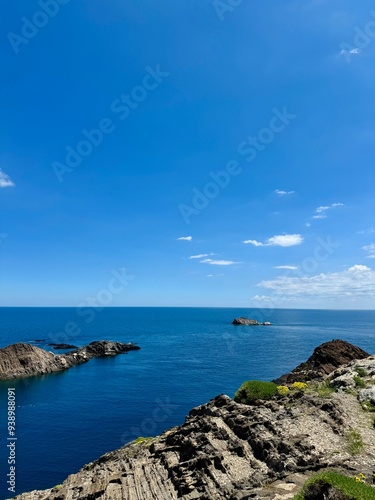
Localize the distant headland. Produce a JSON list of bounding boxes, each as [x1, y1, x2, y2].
[[0, 340, 140, 380]]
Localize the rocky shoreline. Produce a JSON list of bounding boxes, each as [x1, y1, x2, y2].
[[0, 340, 140, 380], [11, 339, 375, 499]]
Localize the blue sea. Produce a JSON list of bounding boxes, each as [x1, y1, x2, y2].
[[0, 307, 374, 498]]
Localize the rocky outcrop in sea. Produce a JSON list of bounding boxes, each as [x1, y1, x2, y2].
[[12, 339, 375, 499], [0, 340, 140, 380]]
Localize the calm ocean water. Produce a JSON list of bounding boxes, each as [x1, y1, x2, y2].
[[0, 307, 374, 498]]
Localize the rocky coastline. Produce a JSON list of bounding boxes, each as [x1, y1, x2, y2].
[[0, 340, 140, 381], [11, 339, 375, 499]]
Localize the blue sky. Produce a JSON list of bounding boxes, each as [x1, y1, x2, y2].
[[1, 0, 375, 308]]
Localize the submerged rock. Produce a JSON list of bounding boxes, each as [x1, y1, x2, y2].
[[0, 340, 140, 381], [48, 343, 78, 350]]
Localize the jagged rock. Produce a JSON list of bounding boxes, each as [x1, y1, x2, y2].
[[303, 481, 349, 500], [274, 339, 369, 384], [0, 341, 140, 380], [358, 387, 375, 404]]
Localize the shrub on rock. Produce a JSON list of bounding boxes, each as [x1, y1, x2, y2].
[[234, 380, 277, 404]]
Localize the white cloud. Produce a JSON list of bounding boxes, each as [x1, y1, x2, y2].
[[200, 259, 239, 266], [206, 274, 224, 278], [252, 295, 273, 302], [0, 169, 15, 188], [363, 244, 375, 259], [340, 48, 361, 57], [189, 253, 215, 259], [275, 189, 295, 196], [274, 265, 298, 270], [177, 236, 192, 241], [243, 234, 303, 247], [257, 264, 375, 298], [312, 203, 343, 220]]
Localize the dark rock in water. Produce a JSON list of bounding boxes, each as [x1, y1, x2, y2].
[[48, 343, 78, 350], [0, 340, 140, 380], [232, 317, 272, 326], [273, 339, 370, 384], [232, 317, 260, 325], [34, 339, 45, 343]]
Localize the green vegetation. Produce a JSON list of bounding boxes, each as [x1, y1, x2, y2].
[[307, 380, 335, 398], [293, 471, 375, 500], [317, 380, 335, 398], [234, 380, 277, 404], [353, 375, 366, 388], [53, 484, 63, 490], [346, 429, 364, 455], [134, 436, 153, 446], [362, 401, 375, 412], [354, 367, 368, 377]]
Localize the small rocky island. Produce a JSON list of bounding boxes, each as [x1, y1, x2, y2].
[[232, 317, 271, 326], [0, 340, 140, 380], [13, 339, 375, 499]]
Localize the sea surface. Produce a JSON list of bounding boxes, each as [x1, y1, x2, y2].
[[0, 307, 374, 498]]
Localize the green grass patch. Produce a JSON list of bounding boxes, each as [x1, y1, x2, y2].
[[353, 375, 366, 388], [134, 436, 153, 446], [354, 367, 368, 377], [234, 380, 277, 404], [293, 471, 375, 500], [346, 429, 364, 455]]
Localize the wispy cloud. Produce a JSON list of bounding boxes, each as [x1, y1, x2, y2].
[[189, 253, 215, 259], [258, 265, 375, 298], [206, 274, 224, 278], [274, 265, 298, 270], [340, 48, 361, 57], [252, 294, 273, 302], [312, 203, 343, 220], [358, 227, 375, 235], [177, 236, 192, 241], [275, 189, 295, 196], [0, 169, 15, 188], [243, 234, 303, 247], [200, 259, 239, 266], [363, 244, 375, 259]]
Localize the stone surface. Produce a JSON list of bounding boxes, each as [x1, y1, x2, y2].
[[0, 341, 140, 380], [274, 339, 369, 384], [232, 317, 260, 325]]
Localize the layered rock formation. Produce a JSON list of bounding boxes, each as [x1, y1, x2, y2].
[[0, 341, 140, 380], [13, 339, 375, 500]]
